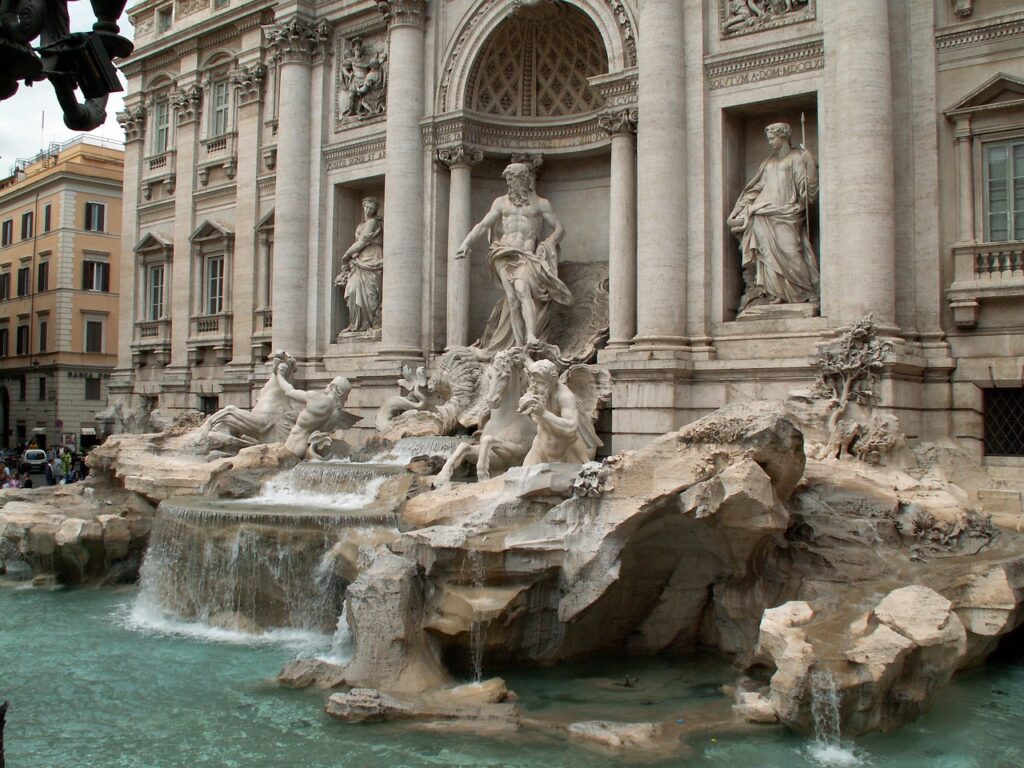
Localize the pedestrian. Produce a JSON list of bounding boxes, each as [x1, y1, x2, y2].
[[60, 449, 72, 479], [20, 472, 32, 489], [45, 457, 60, 486]]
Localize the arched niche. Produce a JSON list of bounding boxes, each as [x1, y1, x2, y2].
[[438, 0, 636, 115]]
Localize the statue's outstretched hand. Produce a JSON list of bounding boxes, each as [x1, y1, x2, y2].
[[454, 245, 470, 261]]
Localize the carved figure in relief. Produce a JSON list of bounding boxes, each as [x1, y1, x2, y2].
[[335, 197, 384, 332], [455, 162, 574, 350], [339, 37, 387, 118], [724, 0, 810, 34], [276, 372, 360, 458], [518, 359, 609, 466], [728, 122, 819, 312]]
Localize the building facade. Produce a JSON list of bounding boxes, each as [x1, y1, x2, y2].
[[113, 0, 1024, 461], [0, 136, 123, 450]]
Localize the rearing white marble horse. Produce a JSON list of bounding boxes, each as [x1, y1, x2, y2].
[[433, 349, 536, 486]]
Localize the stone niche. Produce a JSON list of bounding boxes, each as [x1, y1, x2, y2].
[[465, 154, 611, 344], [332, 180, 386, 341], [721, 93, 820, 322]]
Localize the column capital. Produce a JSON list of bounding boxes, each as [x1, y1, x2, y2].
[[598, 108, 638, 137], [232, 63, 268, 106], [170, 84, 202, 125], [116, 104, 146, 143], [377, 0, 428, 29], [436, 143, 483, 169], [265, 19, 332, 65]]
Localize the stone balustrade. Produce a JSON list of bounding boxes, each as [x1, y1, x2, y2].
[[948, 241, 1024, 329]]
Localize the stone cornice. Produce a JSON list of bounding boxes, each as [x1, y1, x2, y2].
[[704, 38, 823, 90], [936, 13, 1024, 51], [376, 0, 427, 29], [436, 143, 483, 169], [589, 67, 638, 110], [422, 111, 609, 155], [323, 134, 388, 170]]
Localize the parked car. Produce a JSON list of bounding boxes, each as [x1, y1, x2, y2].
[[20, 449, 48, 473]]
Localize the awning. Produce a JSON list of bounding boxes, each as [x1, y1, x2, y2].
[[32, 427, 46, 434], [80, 428, 96, 436]]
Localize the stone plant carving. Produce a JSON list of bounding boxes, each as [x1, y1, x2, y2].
[[337, 36, 388, 121], [723, 0, 812, 36], [433, 349, 536, 486], [811, 316, 895, 461], [728, 122, 819, 313], [335, 196, 384, 333], [455, 161, 574, 351], [197, 350, 298, 452], [375, 366, 437, 437], [96, 398, 157, 436]]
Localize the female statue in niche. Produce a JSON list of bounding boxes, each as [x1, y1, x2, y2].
[[335, 196, 384, 333], [728, 122, 819, 313]]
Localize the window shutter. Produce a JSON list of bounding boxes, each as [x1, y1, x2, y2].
[[101, 263, 110, 292]]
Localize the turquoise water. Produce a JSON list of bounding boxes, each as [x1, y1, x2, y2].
[[2, 586, 1024, 767]]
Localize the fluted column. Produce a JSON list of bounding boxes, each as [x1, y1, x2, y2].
[[824, 0, 897, 326], [633, 0, 687, 346], [379, 0, 428, 356], [600, 109, 638, 347], [266, 20, 328, 357], [952, 116, 975, 243], [437, 143, 483, 349]]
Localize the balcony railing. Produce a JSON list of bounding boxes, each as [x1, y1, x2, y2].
[[190, 312, 232, 337], [131, 318, 171, 366], [948, 241, 1024, 328], [187, 312, 233, 364]]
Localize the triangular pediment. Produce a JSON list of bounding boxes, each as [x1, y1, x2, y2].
[[257, 209, 274, 231], [189, 219, 234, 243], [946, 73, 1024, 116], [134, 232, 172, 254]]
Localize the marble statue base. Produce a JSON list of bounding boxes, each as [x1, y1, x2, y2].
[[737, 302, 819, 322]]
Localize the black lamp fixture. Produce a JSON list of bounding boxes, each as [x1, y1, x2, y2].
[[0, 0, 134, 131]]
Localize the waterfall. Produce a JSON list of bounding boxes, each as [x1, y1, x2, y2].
[[133, 510, 349, 634], [468, 550, 488, 683], [371, 436, 472, 465], [806, 668, 864, 767]]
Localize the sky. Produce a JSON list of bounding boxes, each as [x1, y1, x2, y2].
[[0, 5, 134, 171]]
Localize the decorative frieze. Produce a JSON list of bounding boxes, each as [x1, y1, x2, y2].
[[323, 135, 387, 171], [116, 105, 147, 142], [598, 108, 638, 137], [952, 0, 973, 18], [590, 68, 638, 110], [376, 0, 428, 29], [423, 113, 611, 154], [705, 39, 823, 90], [265, 19, 332, 65], [607, 0, 637, 67], [436, 143, 483, 169], [176, 0, 209, 19], [170, 85, 202, 125], [936, 16, 1024, 50], [232, 63, 267, 106], [721, 0, 815, 38]]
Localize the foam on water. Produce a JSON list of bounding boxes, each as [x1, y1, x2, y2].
[[804, 742, 868, 768], [370, 436, 472, 465], [256, 472, 388, 510]]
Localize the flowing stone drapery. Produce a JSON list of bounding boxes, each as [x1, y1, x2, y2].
[[267, 20, 329, 357], [823, 0, 897, 326], [633, 0, 687, 346], [599, 109, 638, 347], [437, 144, 483, 349], [379, 0, 428, 357]]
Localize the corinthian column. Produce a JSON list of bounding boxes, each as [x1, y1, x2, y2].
[[633, 0, 687, 346], [437, 143, 483, 349], [599, 109, 638, 347], [823, 0, 897, 326], [266, 19, 329, 357], [378, 0, 428, 357]]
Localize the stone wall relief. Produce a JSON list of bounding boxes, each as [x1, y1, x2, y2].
[[722, 0, 815, 37], [335, 33, 388, 127], [728, 120, 819, 320]]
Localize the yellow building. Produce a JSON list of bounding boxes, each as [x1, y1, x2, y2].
[[0, 135, 123, 451]]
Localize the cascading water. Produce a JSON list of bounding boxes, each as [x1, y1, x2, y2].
[[806, 667, 864, 768], [132, 458, 409, 638], [468, 550, 489, 683], [371, 436, 473, 465]]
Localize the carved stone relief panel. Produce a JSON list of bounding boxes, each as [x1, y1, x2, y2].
[[335, 32, 389, 128], [721, 0, 816, 38]]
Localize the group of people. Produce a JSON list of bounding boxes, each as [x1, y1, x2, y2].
[[0, 463, 33, 489], [43, 448, 87, 486]]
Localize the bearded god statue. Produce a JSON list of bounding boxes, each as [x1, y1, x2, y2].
[[455, 162, 575, 350]]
